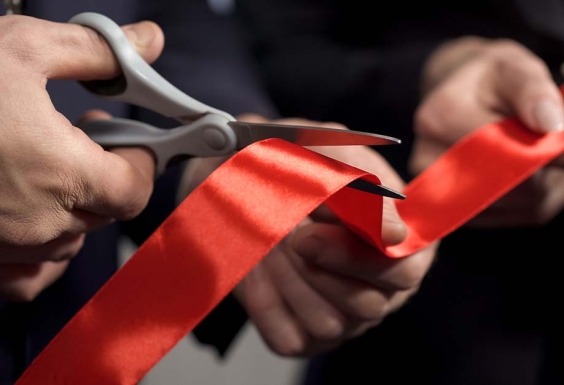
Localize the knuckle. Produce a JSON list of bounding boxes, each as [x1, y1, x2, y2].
[[0, 267, 48, 302], [3, 286, 41, 302], [245, 294, 273, 316], [309, 316, 345, 341], [2, 221, 57, 247], [21, 226, 54, 246], [54, 169, 84, 212], [408, 138, 436, 175], [244, 296, 268, 317], [349, 291, 389, 321], [414, 94, 450, 139], [268, 336, 306, 357], [278, 117, 320, 127], [0, 268, 72, 303], [49, 236, 85, 262], [0, 16, 49, 69], [322, 122, 348, 131], [393, 264, 427, 291], [489, 41, 548, 76], [82, 29, 118, 75], [407, 156, 422, 177], [488, 39, 525, 54], [487, 39, 535, 65], [383, 255, 432, 292], [82, 27, 108, 52], [243, 282, 279, 317], [416, 82, 477, 144], [236, 113, 268, 123]]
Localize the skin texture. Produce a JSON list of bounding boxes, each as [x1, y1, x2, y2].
[[413, 37, 564, 228], [0, 15, 162, 301], [180, 114, 438, 356]]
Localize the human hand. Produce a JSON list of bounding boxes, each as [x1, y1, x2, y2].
[[0, 16, 163, 301], [177, 114, 437, 356], [412, 37, 564, 228], [187, 115, 436, 357]]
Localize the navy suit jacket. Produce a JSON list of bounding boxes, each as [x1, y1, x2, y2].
[[0, 1, 276, 383]]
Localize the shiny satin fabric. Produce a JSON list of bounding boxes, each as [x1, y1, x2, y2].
[[15, 111, 564, 384]]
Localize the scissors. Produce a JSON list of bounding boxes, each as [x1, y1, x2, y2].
[[69, 12, 405, 199]]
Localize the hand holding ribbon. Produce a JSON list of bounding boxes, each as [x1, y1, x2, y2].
[[415, 36, 564, 229], [221, 116, 438, 356]]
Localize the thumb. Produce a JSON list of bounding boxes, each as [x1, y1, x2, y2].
[[77, 110, 156, 180], [75, 110, 156, 219], [26, 18, 164, 80], [380, 198, 407, 247]]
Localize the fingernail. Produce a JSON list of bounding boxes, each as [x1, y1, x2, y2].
[[122, 23, 156, 48], [533, 99, 564, 132], [293, 234, 324, 261]]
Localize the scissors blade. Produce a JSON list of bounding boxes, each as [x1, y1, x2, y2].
[[228, 121, 401, 148], [347, 179, 406, 199], [228, 121, 405, 199]]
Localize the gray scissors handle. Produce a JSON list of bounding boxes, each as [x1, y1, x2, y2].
[[80, 116, 237, 176], [68, 12, 234, 123]]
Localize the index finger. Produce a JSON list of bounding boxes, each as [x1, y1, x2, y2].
[[290, 223, 436, 291], [1, 16, 164, 81]]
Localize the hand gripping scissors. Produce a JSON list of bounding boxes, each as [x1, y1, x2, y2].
[[69, 12, 405, 199]]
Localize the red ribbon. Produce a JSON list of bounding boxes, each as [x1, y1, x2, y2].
[[15, 114, 564, 384]]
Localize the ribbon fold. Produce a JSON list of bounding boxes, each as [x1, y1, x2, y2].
[[15, 112, 564, 385]]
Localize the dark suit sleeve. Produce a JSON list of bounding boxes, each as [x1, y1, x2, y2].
[[121, 0, 280, 357]]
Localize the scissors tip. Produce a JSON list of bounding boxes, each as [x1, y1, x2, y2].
[[347, 179, 406, 199]]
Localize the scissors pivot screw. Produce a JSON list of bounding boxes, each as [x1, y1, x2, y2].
[[203, 127, 229, 150]]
